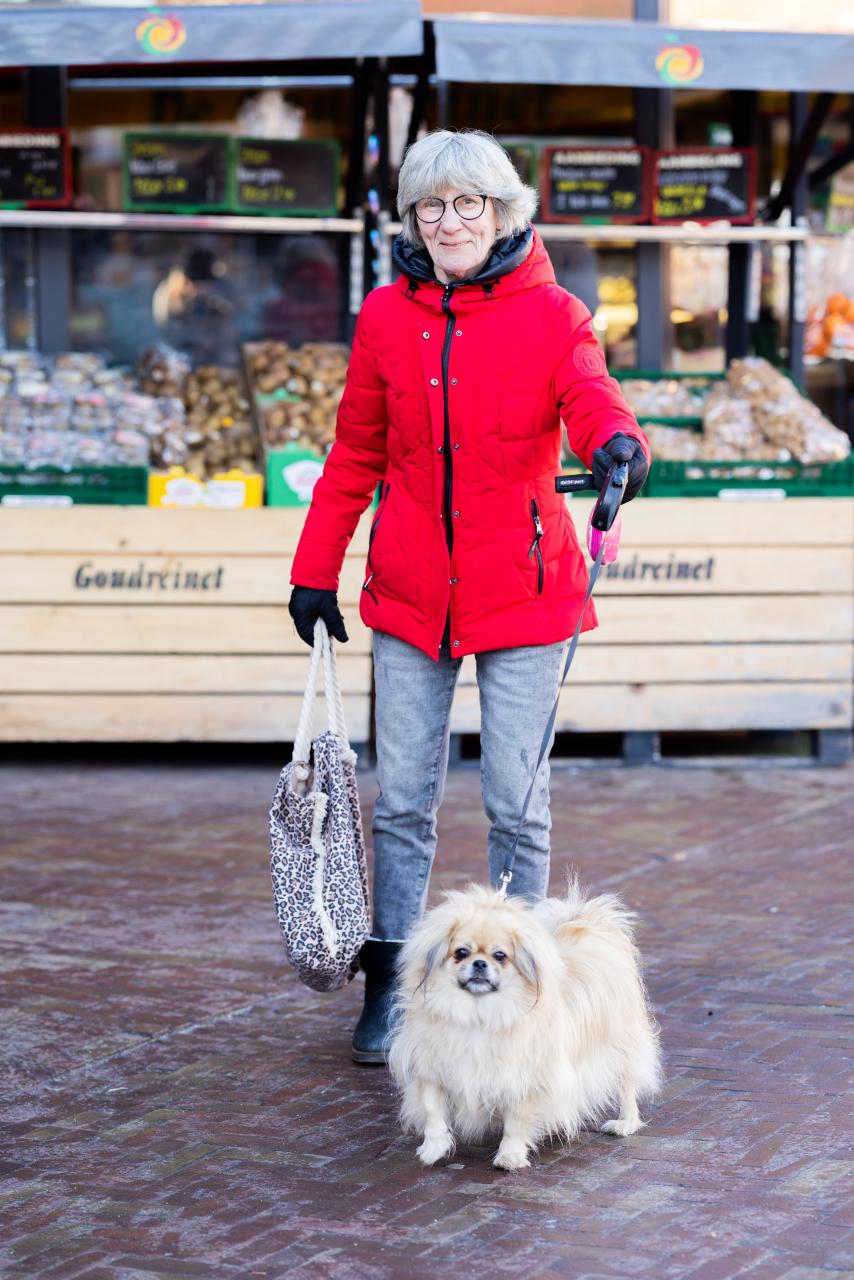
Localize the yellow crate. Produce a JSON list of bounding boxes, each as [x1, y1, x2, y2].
[[148, 466, 263, 509]]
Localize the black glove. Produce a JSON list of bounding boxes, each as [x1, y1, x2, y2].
[[288, 586, 349, 648], [591, 432, 649, 503]]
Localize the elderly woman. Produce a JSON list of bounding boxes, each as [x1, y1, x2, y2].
[[289, 130, 650, 1063]]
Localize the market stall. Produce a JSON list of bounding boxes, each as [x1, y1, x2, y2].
[[0, 3, 852, 756], [415, 9, 854, 758], [0, 0, 421, 745]]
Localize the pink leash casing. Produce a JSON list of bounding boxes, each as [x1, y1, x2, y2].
[[587, 507, 622, 564]]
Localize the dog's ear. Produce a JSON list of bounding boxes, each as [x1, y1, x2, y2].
[[413, 939, 446, 993], [406, 904, 458, 993], [422, 942, 444, 980], [515, 945, 539, 989]]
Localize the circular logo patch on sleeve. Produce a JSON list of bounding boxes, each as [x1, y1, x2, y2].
[[573, 342, 609, 379]]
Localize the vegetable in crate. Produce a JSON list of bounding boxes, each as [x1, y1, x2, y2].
[[726, 358, 851, 463], [136, 344, 190, 399], [136, 349, 260, 481], [645, 358, 851, 466], [618, 376, 712, 417], [246, 340, 349, 453]]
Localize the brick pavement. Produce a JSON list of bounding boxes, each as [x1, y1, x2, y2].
[[1, 757, 853, 1280]]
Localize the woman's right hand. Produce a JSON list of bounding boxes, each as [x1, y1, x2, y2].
[[288, 586, 349, 647]]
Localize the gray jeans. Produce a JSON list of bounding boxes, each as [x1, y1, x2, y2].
[[370, 631, 566, 942]]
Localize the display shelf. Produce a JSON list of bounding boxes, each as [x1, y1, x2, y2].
[[0, 207, 367, 318], [376, 217, 809, 288], [536, 223, 808, 244], [380, 218, 808, 244], [0, 210, 363, 235]]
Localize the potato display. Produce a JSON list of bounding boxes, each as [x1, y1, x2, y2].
[[136, 347, 260, 480], [618, 376, 713, 418], [243, 340, 349, 453], [645, 358, 851, 464], [725, 358, 850, 463], [179, 366, 258, 479]]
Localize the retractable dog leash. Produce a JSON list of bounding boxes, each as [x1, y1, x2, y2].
[[497, 460, 629, 899]]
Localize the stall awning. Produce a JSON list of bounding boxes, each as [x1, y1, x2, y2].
[[434, 15, 854, 92], [0, 0, 423, 67]]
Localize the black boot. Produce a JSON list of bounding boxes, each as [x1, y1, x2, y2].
[[351, 940, 402, 1065]]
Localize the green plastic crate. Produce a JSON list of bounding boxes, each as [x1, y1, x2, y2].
[[264, 445, 325, 507], [644, 456, 854, 498], [0, 464, 149, 506], [264, 445, 383, 508]]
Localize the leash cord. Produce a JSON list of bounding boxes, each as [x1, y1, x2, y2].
[[497, 537, 607, 899]]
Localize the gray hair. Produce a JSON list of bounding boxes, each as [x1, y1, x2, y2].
[[396, 129, 538, 246]]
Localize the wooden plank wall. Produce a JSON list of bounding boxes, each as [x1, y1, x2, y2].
[[451, 497, 854, 735], [0, 498, 852, 742], [0, 509, 374, 744]]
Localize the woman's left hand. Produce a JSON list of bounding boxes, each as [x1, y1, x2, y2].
[[591, 433, 650, 502]]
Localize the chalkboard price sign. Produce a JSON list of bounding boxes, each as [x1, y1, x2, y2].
[[123, 133, 231, 213], [232, 138, 339, 216], [653, 148, 756, 225], [0, 129, 70, 208], [542, 146, 648, 224]]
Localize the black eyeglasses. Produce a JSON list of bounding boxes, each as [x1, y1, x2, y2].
[[414, 194, 488, 224]]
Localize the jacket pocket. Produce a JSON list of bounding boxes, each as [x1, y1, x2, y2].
[[527, 498, 544, 595], [362, 482, 390, 604]]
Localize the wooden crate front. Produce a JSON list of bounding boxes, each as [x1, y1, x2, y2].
[[450, 497, 854, 735], [0, 508, 374, 743], [1, 497, 852, 742]]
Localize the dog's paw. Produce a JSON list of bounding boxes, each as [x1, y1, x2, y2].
[[601, 1117, 644, 1137], [493, 1144, 531, 1171], [416, 1136, 453, 1166]]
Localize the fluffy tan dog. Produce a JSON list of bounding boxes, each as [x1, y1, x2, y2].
[[387, 881, 661, 1170]]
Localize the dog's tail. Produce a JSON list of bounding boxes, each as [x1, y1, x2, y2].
[[534, 870, 637, 940]]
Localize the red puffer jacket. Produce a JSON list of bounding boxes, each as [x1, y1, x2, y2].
[[291, 227, 649, 660]]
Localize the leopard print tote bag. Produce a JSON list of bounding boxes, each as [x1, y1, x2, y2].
[[269, 619, 369, 991]]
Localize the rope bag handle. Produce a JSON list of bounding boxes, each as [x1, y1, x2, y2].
[[292, 619, 355, 784]]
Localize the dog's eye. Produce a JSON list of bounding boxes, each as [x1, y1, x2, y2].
[[453, 947, 470, 961], [493, 951, 507, 962]]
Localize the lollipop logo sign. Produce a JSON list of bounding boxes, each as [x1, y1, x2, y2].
[[135, 10, 187, 56], [655, 35, 704, 86]]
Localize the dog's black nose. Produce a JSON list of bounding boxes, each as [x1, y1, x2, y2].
[[471, 958, 488, 973]]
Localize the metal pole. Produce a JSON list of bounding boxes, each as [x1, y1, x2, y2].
[[633, 0, 672, 370], [405, 32, 432, 153], [24, 66, 71, 354], [436, 78, 451, 130], [345, 59, 373, 313], [787, 94, 808, 386], [762, 92, 834, 223], [726, 91, 757, 364]]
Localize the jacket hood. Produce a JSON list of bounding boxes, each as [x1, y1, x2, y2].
[[392, 225, 555, 306]]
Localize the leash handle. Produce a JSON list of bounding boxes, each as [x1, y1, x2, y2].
[[591, 460, 629, 532], [554, 461, 628, 530]]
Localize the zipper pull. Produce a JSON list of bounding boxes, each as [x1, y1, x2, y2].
[[528, 501, 544, 558]]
